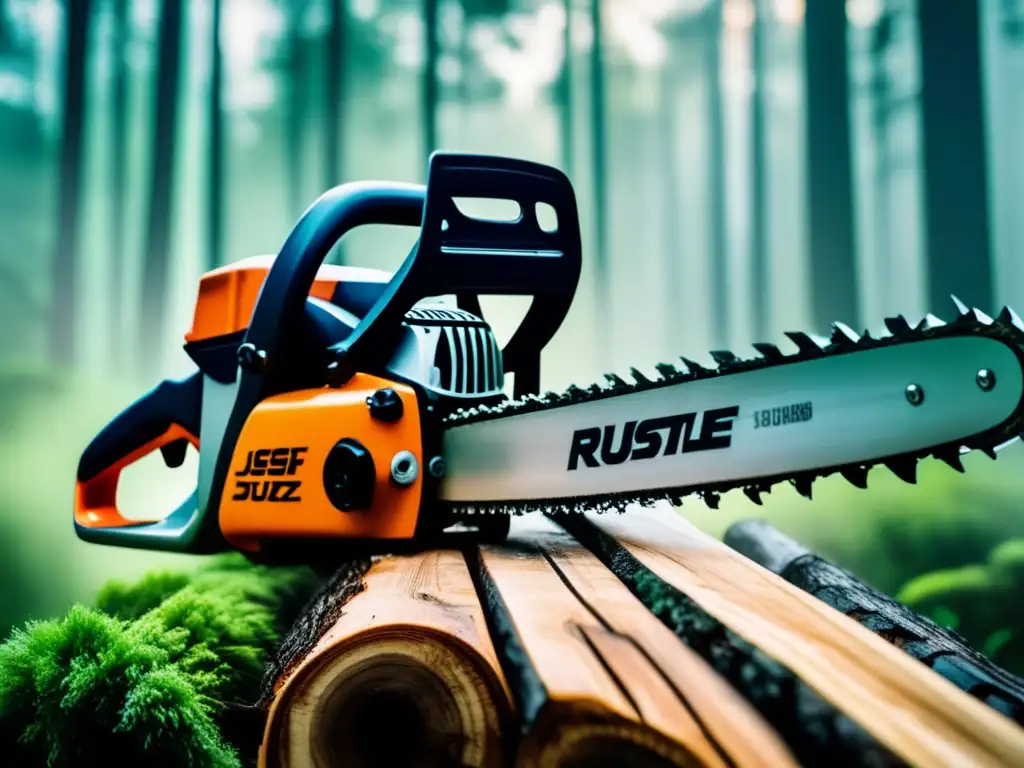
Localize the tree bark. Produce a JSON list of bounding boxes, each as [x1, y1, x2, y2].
[[804, 0, 859, 332], [917, 0, 994, 313], [139, 0, 184, 376], [50, 0, 92, 366], [725, 519, 1024, 725]]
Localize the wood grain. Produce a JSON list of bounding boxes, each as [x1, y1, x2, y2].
[[583, 502, 1024, 768], [258, 550, 512, 768], [473, 514, 798, 768], [725, 518, 1024, 724]]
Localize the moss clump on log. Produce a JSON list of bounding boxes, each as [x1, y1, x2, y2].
[[0, 554, 321, 768]]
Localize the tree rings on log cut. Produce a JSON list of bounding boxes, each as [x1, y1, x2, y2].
[[258, 550, 512, 768], [576, 503, 1024, 768], [471, 514, 799, 768]]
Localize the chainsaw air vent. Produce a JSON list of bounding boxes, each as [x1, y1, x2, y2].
[[401, 305, 504, 398]]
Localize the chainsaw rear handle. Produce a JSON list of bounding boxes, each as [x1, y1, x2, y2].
[[74, 371, 222, 552]]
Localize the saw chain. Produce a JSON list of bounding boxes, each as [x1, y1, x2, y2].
[[439, 299, 1024, 516]]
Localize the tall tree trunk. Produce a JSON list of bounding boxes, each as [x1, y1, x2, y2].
[[557, 0, 573, 177], [917, 0, 993, 312], [704, 1, 728, 348], [139, 0, 184, 376], [324, 0, 344, 263], [207, 0, 223, 273], [659, 45, 683, 334], [109, 0, 128, 368], [286, 0, 307, 221], [50, 0, 92, 366], [589, 0, 610, 366], [749, 0, 769, 338], [423, 0, 439, 165], [804, 0, 858, 332]]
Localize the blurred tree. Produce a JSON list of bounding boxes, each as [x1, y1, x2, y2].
[[109, 0, 129, 367], [1004, 0, 1024, 41], [590, 0, 610, 365], [704, 1, 728, 348], [749, 0, 768, 338], [285, 0, 307, 222], [556, 0, 573, 178], [207, 0, 224, 273], [140, 0, 184, 376], [658, 32, 682, 334], [325, 0, 345, 264], [804, 0, 859, 333], [50, 0, 93, 366], [423, 0, 439, 164], [917, 0, 993, 313]]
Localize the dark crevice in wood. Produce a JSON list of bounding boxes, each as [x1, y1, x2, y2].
[[574, 623, 644, 720], [552, 513, 906, 768], [463, 546, 548, 732]]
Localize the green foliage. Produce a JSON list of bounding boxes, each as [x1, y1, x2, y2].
[[0, 554, 321, 768], [897, 537, 1024, 675]]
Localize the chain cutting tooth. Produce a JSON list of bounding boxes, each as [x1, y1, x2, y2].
[[702, 491, 721, 509], [840, 465, 869, 488], [752, 342, 784, 361], [885, 458, 918, 484], [630, 367, 653, 385], [605, 372, 628, 388], [743, 486, 763, 505], [786, 331, 825, 357], [709, 350, 740, 368], [830, 321, 860, 347], [680, 357, 712, 376], [917, 313, 946, 330], [973, 307, 994, 324], [792, 475, 814, 499], [933, 447, 965, 472], [883, 315, 912, 336], [655, 362, 680, 379], [951, 295, 971, 317], [997, 305, 1024, 331]]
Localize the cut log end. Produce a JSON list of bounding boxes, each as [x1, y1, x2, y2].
[[262, 628, 507, 768], [521, 709, 705, 768]]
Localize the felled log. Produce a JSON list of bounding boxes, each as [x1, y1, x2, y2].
[[724, 518, 1024, 724], [471, 514, 798, 768], [257, 550, 512, 768], [564, 504, 1024, 768]]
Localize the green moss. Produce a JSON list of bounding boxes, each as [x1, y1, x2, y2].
[[0, 555, 321, 767], [897, 538, 1024, 675]]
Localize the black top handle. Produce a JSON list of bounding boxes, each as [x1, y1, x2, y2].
[[331, 152, 583, 395]]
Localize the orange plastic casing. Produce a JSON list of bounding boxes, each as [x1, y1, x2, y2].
[[184, 255, 356, 344], [217, 374, 424, 551]]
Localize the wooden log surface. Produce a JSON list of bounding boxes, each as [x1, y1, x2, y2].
[[258, 549, 512, 768], [258, 506, 1024, 768], [473, 514, 798, 768], [724, 518, 1024, 724], [567, 503, 1024, 768]]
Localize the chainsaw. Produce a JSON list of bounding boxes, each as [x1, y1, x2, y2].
[[73, 152, 1024, 562]]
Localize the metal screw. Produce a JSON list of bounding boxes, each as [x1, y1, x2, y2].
[[390, 451, 419, 486], [428, 456, 446, 478], [237, 342, 266, 373], [905, 384, 924, 406], [976, 369, 996, 391]]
